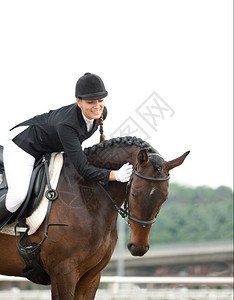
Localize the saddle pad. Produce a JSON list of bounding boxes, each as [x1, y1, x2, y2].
[[0, 152, 63, 236]]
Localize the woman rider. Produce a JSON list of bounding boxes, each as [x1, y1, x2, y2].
[[0, 72, 133, 226]]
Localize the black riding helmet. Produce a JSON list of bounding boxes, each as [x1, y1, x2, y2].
[[75, 73, 108, 100]]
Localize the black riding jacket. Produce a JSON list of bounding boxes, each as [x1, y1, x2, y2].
[[11, 103, 110, 185]]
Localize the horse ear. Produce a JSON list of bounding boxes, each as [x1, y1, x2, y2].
[[137, 149, 148, 166], [166, 151, 190, 171]]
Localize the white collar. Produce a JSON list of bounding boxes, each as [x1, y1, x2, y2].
[[82, 113, 94, 132]]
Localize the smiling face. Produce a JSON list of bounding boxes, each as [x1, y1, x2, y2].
[[76, 98, 105, 120]]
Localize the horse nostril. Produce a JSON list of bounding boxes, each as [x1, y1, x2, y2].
[[128, 243, 137, 254], [145, 244, 150, 252]]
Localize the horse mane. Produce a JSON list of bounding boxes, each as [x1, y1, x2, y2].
[[84, 136, 156, 155]]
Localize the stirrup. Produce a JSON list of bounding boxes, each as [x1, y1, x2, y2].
[[0, 195, 14, 230]]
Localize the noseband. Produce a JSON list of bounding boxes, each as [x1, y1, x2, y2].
[[98, 153, 170, 228]]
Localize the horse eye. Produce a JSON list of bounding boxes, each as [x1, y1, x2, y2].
[[131, 191, 136, 199]]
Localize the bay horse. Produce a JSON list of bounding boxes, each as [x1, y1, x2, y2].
[[0, 136, 189, 300]]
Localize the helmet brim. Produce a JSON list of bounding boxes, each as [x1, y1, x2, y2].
[[78, 91, 108, 100]]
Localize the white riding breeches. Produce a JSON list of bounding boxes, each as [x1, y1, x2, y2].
[[3, 127, 35, 213]]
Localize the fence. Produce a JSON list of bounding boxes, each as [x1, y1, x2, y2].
[[0, 275, 233, 300]]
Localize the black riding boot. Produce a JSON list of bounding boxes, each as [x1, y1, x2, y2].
[[0, 194, 14, 229]]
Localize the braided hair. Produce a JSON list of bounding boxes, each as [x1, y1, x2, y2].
[[98, 114, 105, 143]]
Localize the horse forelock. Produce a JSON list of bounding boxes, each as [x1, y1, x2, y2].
[[150, 155, 164, 175]]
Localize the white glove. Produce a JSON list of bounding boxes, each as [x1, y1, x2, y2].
[[115, 162, 133, 182]]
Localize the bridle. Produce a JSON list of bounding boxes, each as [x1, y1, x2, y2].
[[98, 153, 170, 228]]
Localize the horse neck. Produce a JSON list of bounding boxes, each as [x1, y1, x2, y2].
[[60, 142, 148, 228], [86, 144, 140, 170], [85, 143, 140, 210]]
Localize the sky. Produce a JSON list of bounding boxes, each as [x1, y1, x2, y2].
[[0, 0, 233, 189]]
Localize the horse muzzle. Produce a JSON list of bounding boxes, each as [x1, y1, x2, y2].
[[127, 242, 150, 256]]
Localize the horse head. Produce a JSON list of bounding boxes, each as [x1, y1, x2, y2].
[[127, 149, 190, 256]]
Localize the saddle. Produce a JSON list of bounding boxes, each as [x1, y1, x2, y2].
[[0, 145, 55, 285], [0, 145, 48, 224]]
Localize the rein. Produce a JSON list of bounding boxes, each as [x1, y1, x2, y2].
[[99, 153, 170, 228]]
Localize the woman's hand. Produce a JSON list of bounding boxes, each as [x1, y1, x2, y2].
[[109, 163, 133, 182]]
